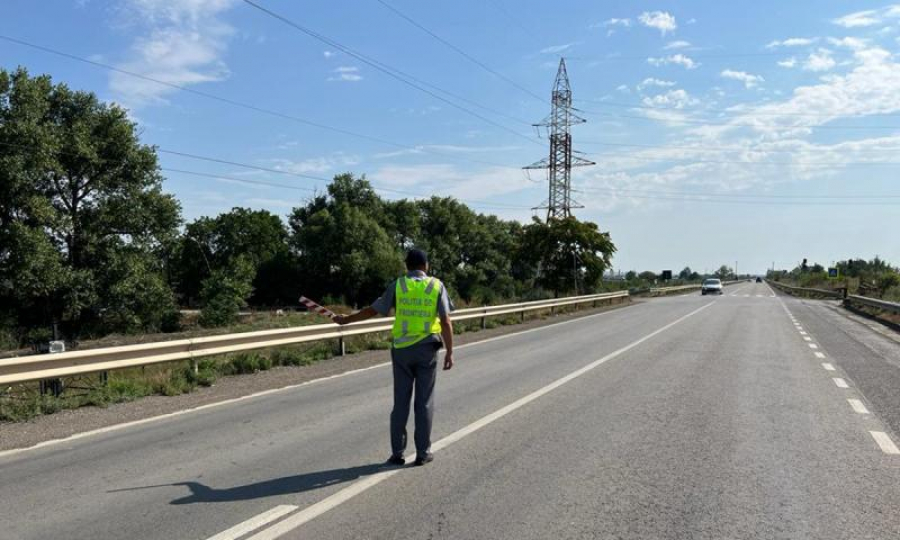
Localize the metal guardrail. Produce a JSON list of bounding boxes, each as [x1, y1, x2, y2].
[[649, 284, 700, 296], [768, 281, 843, 298], [0, 291, 629, 385], [648, 279, 744, 297], [845, 294, 900, 315]]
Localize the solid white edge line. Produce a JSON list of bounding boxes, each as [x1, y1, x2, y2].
[[822, 363, 835, 371], [206, 505, 298, 540], [833, 377, 849, 388], [870, 431, 900, 455], [847, 399, 870, 415], [814, 352, 826, 359], [0, 300, 637, 460], [243, 301, 717, 540]]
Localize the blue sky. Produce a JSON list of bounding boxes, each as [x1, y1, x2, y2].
[[2, 1, 900, 274]]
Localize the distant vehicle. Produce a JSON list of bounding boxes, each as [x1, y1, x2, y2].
[[701, 278, 724, 295], [756, 277, 763, 283]]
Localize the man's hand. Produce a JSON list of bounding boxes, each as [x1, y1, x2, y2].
[[443, 350, 454, 370]]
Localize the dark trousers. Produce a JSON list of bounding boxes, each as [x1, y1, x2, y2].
[[390, 342, 438, 458]]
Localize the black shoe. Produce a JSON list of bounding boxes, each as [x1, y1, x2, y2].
[[386, 455, 405, 466], [414, 453, 434, 466]]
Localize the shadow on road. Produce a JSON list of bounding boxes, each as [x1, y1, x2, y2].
[[109, 462, 393, 505]]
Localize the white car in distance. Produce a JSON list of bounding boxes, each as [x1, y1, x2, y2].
[[701, 278, 724, 295]]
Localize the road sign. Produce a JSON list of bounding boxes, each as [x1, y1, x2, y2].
[[828, 268, 839, 279], [661, 270, 672, 281]]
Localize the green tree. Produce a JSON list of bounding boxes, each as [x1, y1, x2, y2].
[[515, 217, 616, 296], [0, 67, 180, 342], [289, 175, 403, 305], [678, 266, 693, 280], [199, 257, 255, 327], [172, 208, 294, 307], [715, 265, 733, 279]]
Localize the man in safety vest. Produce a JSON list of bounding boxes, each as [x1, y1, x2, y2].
[[333, 249, 454, 466]]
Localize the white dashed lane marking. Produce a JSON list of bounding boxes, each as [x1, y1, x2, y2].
[[822, 363, 836, 371], [814, 352, 826, 359], [848, 399, 870, 414], [803, 337, 812, 341], [207, 505, 299, 540], [809, 343, 819, 349], [871, 431, 900, 455], [833, 378, 850, 389]]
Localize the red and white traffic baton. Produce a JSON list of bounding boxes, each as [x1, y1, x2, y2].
[[299, 296, 337, 319]]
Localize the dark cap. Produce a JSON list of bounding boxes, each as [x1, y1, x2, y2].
[[405, 249, 428, 268]]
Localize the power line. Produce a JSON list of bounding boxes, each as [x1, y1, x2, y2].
[[0, 141, 534, 210], [241, 0, 542, 144], [585, 151, 900, 167], [574, 185, 900, 200], [484, 0, 538, 37], [165, 167, 532, 210], [576, 107, 900, 130], [374, 0, 545, 102], [574, 97, 900, 119], [567, 51, 789, 63], [0, 34, 523, 170], [575, 187, 900, 206], [578, 139, 900, 156]]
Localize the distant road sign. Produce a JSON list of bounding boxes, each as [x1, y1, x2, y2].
[[661, 270, 672, 281], [828, 268, 839, 279]]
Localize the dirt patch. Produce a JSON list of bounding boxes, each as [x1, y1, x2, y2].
[[0, 299, 635, 452]]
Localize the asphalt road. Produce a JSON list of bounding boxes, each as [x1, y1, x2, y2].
[[2, 281, 899, 540]]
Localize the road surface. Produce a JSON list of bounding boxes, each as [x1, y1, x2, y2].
[[2, 281, 899, 539]]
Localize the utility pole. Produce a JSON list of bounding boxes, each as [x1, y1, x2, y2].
[[524, 58, 594, 221]]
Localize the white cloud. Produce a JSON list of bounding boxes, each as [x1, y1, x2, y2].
[[638, 11, 677, 35], [664, 40, 691, 50], [576, 42, 900, 211], [637, 78, 676, 91], [691, 44, 900, 140], [592, 17, 631, 36], [641, 88, 698, 109], [370, 164, 534, 204], [827, 37, 869, 50], [540, 43, 575, 54], [803, 49, 836, 72], [720, 69, 764, 88], [592, 17, 631, 28], [647, 54, 698, 69], [766, 37, 817, 48], [832, 5, 900, 27], [110, 0, 238, 108], [777, 58, 797, 68], [323, 50, 335, 58], [267, 154, 359, 174], [328, 66, 363, 82], [832, 8, 881, 28], [616, 84, 630, 93]]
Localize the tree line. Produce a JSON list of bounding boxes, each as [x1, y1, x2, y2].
[[0, 68, 617, 348]]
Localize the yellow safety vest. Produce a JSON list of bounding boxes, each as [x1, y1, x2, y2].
[[392, 276, 442, 348]]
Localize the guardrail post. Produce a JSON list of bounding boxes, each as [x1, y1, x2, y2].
[[337, 336, 346, 356], [190, 359, 199, 375], [520, 310, 525, 323]]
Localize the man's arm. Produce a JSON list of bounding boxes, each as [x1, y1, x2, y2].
[[333, 306, 378, 325], [440, 315, 454, 370]]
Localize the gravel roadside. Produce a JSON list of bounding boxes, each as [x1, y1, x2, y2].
[[0, 299, 636, 452]]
